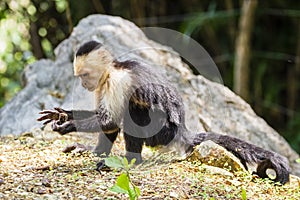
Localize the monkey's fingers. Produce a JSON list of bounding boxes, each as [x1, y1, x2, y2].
[[37, 115, 48, 121], [62, 143, 91, 154], [54, 107, 66, 113], [43, 119, 53, 125], [37, 113, 59, 121], [62, 144, 77, 153], [51, 120, 75, 135], [96, 160, 111, 171], [39, 110, 57, 114], [37, 114, 53, 121]]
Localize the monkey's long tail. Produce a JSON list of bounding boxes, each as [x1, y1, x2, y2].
[[189, 132, 290, 184], [192, 132, 256, 165], [187, 132, 250, 168]]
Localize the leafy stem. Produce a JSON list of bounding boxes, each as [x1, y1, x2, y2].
[[104, 156, 140, 200]]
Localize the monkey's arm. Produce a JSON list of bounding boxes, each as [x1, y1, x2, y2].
[[51, 108, 119, 135], [193, 132, 290, 184], [38, 107, 96, 125], [65, 109, 96, 120]]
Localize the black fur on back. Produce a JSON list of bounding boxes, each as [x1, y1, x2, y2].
[[76, 41, 102, 57], [114, 60, 140, 70]]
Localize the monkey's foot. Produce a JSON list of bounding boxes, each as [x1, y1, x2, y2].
[[62, 143, 92, 154], [96, 160, 111, 171]]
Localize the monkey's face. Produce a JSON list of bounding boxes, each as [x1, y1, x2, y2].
[[77, 68, 100, 91], [74, 48, 113, 91]]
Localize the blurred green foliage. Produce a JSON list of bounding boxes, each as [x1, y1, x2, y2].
[[0, 0, 300, 152], [0, 0, 34, 106]]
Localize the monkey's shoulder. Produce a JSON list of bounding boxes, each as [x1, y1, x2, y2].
[[113, 60, 140, 70], [113, 59, 183, 107], [114, 60, 161, 77]]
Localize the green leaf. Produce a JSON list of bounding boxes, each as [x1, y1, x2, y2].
[[130, 158, 136, 167], [109, 185, 128, 195], [128, 184, 140, 200], [104, 157, 140, 200], [128, 188, 136, 200], [123, 157, 129, 169], [104, 156, 124, 169], [241, 187, 247, 200], [116, 173, 130, 190], [296, 158, 300, 163], [109, 173, 131, 195], [134, 185, 141, 197]]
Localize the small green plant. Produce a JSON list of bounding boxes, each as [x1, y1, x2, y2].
[[296, 158, 300, 163], [241, 187, 247, 200], [104, 156, 140, 200]]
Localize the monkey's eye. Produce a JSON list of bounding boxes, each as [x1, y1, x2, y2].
[[80, 73, 89, 78]]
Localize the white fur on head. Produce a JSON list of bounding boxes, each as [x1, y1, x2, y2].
[[73, 47, 113, 77], [73, 47, 114, 91], [73, 45, 133, 121]]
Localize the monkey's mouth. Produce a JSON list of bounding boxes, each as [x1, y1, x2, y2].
[[82, 84, 95, 91], [87, 86, 95, 91], [82, 85, 94, 91]]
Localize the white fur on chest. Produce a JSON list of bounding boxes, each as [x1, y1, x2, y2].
[[96, 69, 132, 122]]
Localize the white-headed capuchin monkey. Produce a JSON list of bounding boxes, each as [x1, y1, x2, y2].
[[38, 41, 290, 184]]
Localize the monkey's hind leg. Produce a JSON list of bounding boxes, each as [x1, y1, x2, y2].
[[95, 130, 119, 171], [123, 132, 144, 164], [93, 131, 119, 156]]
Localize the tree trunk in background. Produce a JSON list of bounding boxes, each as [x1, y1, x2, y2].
[[92, 0, 105, 13], [65, 0, 73, 34], [233, 0, 257, 101], [29, 22, 44, 59], [287, 21, 300, 118], [130, 0, 146, 26], [225, 0, 236, 46]]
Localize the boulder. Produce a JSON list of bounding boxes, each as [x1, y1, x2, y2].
[[189, 140, 247, 173]]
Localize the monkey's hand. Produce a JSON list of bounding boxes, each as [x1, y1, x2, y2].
[[62, 143, 93, 153], [37, 107, 69, 125], [96, 160, 111, 171], [52, 120, 76, 135]]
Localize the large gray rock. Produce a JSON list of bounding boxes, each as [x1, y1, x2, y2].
[[0, 15, 299, 176]]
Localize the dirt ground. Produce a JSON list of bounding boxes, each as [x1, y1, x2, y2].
[[0, 129, 299, 199]]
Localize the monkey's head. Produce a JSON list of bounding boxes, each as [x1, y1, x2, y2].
[[73, 41, 114, 91]]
